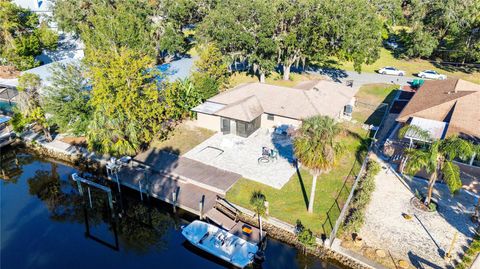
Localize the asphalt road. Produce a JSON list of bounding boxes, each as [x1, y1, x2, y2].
[[306, 67, 416, 87]]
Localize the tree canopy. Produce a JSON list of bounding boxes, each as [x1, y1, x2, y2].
[[0, 1, 58, 70], [200, 0, 383, 82], [403, 135, 475, 205], [398, 0, 480, 62], [86, 48, 166, 155], [43, 62, 92, 136]]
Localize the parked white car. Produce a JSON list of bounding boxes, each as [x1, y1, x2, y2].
[[417, 70, 447, 80], [378, 67, 405, 76], [384, 40, 399, 50]]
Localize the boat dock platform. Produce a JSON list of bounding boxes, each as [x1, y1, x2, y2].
[[105, 149, 266, 244]]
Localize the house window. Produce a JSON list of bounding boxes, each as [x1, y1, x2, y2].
[[267, 114, 274, 121]]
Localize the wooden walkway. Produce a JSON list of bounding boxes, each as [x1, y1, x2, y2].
[[134, 149, 241, 195]]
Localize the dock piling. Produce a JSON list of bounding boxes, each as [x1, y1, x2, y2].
[[87, 186, 93, 208], [172, 190, 177, 213], [199, 195, 205, 220]]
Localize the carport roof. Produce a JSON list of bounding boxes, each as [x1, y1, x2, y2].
[[405, 117, 448, 141]]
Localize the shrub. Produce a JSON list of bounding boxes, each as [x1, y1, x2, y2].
[[297, 228, 317, 248], [11, 110, 27, 133], [342, 159, 381, 234]]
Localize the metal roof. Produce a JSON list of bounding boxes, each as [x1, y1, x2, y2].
[[405, 117, 448, 141], [192, 101, 225, 114]]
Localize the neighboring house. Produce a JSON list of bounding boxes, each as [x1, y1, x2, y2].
[[192, 80, 357, 137], [396, 78, 480, 142]]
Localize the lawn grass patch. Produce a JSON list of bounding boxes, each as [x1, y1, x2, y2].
[[150, 123, 215, 155], [352, 83, 399, 126], [226, 125, 368, 235]]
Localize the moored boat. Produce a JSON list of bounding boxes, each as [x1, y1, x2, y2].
[[181, 220, 258, 268]]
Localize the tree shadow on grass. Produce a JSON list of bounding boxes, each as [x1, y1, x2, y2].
[[431, 62, 480, 74], [295, 162, 309, 211]]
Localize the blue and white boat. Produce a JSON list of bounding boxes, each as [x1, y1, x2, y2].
[[181, 220, 258, 268]]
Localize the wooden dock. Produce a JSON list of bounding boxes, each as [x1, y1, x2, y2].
[[106, 150, 266, 244], [108, 149, 241, 217], [134, 149, 241, 195]]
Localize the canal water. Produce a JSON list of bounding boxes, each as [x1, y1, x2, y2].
[[0, 149, 341, 269]]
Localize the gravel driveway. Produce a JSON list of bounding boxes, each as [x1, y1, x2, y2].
[[360, 156, 477, 269]]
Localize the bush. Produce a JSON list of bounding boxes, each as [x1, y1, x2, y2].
[[297, 228, 317, 248], [11, 111, 27, 133], [342, 159, 381, 234]]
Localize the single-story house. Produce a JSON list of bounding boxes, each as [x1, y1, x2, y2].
[[192, 80, 358, 137], [396, 78, 480, 142]]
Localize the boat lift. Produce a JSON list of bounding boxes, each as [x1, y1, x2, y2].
[[72, 173, 114, 216], [72, 173, 120, 251]]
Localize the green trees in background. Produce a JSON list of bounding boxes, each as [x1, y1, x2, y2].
[[162, 79, 202, 121], [0, 1, 58, 70], [399, 0, 480, 62], [200, 0, 383, 82], [200, 0, 277, 83], [43, 63, 92, 136]]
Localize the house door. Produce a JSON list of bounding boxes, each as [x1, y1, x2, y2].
[[221, 118, 230, 134]]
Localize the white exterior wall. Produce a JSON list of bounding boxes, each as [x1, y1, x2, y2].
[[260, 113, 301, 129], [194, 113, 221, 132], [195, 112, 302, 133]]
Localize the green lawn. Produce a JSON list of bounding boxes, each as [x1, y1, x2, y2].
[[150, 123, 215, 155], [339, 48, 480, 84], [352, 83, 399, 126], [226, 125, 368, 235]]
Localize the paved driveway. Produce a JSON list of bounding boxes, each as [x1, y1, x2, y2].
[[183, 129, 296, 189]]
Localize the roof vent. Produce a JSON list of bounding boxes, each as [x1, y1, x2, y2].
[[313, 87, 319, 91]]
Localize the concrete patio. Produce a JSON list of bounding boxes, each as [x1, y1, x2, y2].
[[183, 129, 296, 189]]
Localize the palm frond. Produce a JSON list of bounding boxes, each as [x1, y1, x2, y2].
[[404, 148, 436, 175], [398, 124, 432, 142], [441, 161, 462, 194], [440, 136, 474, 161]]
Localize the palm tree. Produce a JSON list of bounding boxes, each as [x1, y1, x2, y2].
[[403, 136, 474, 205], [250, 190, 266, 242], [293, 115, 343, 213]]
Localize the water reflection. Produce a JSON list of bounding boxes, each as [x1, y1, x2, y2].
[[0, 148, 341, 269]]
